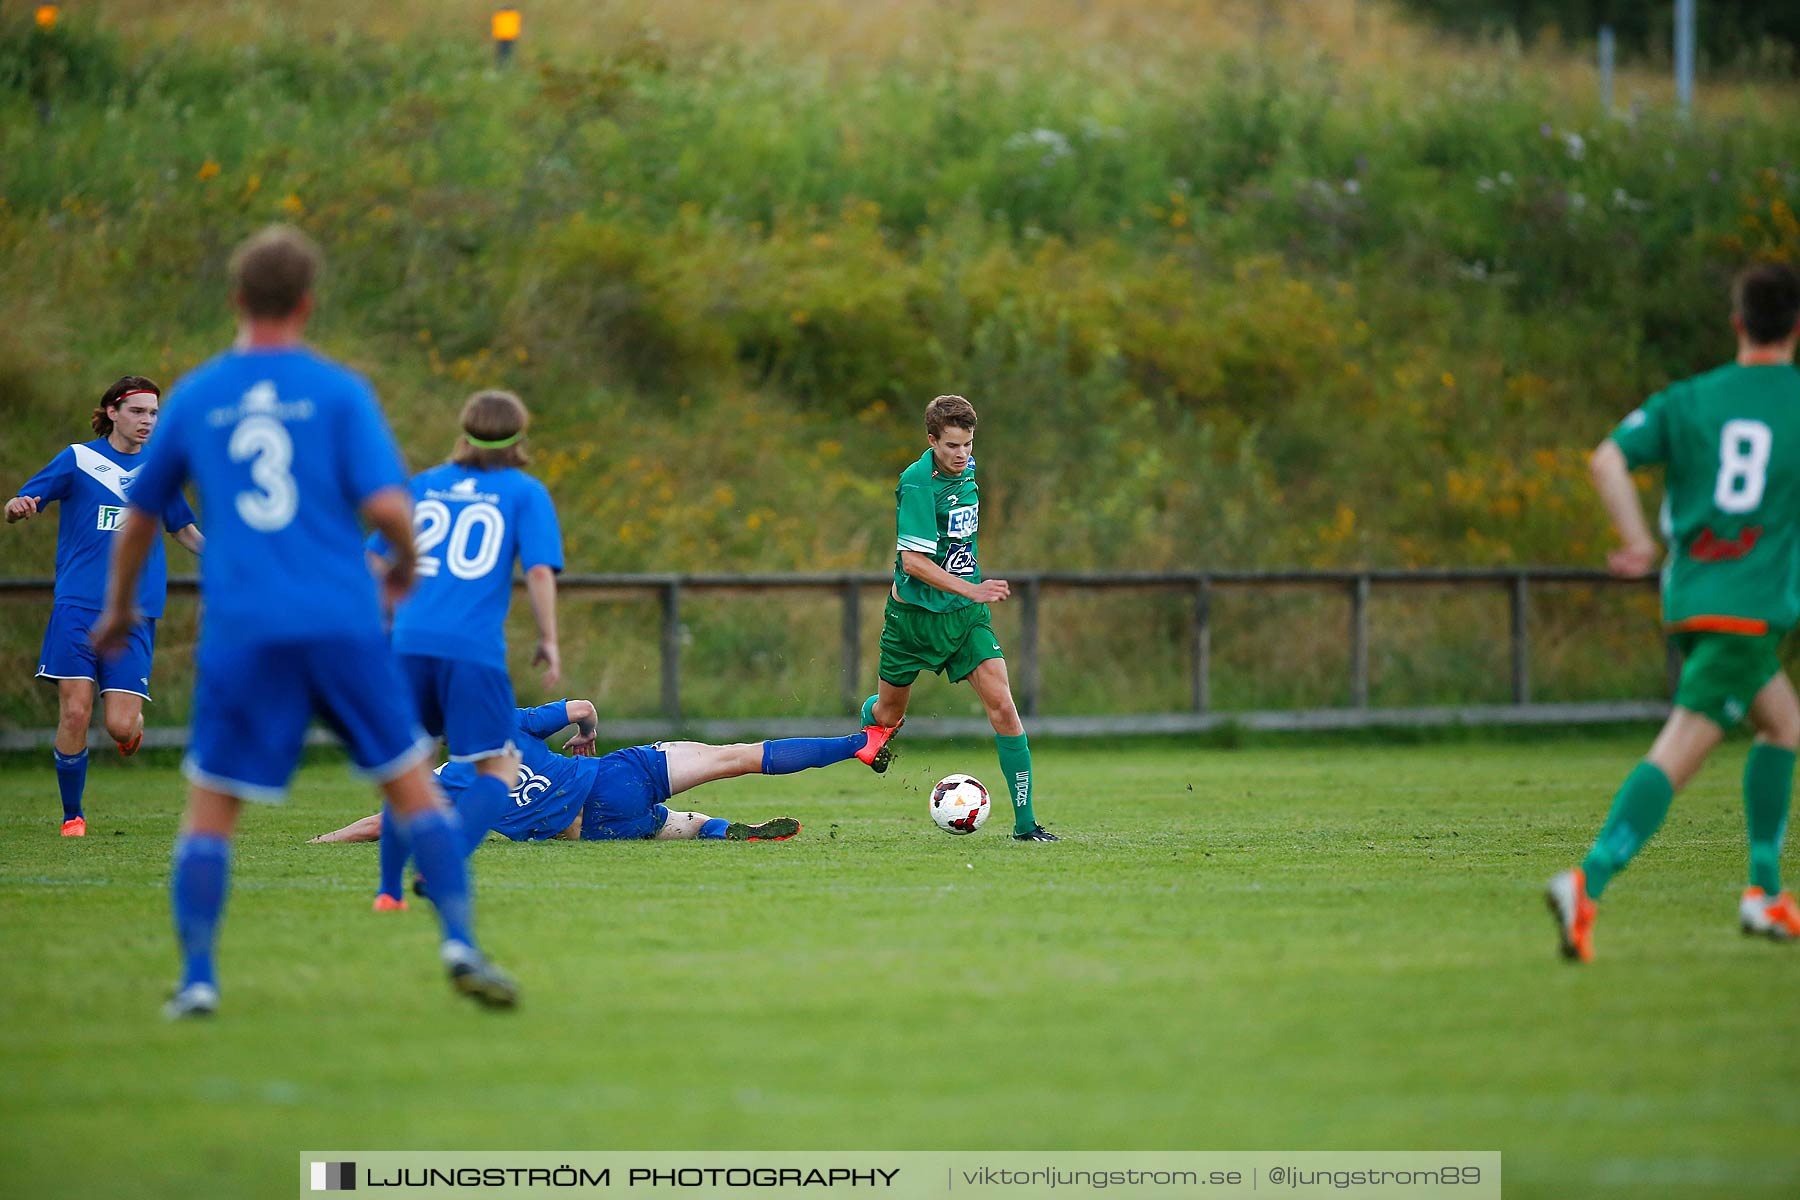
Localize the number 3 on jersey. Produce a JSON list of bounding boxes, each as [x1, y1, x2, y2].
[[414, 499, 506, 579], [1715, 419, 1773, 514], [229, 415, 299, 532]]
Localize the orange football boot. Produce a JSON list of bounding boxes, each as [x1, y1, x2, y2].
[[1546, 868, 1596, 963]]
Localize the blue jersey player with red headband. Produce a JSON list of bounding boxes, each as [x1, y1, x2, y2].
[[92, 225, 518, 1018], [366, 388, 563, 911], [7, 376, 203, 835]]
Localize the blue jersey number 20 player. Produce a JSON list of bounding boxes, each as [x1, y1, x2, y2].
[[93, 226, 518, 1018], [367, 387, 563, 910]]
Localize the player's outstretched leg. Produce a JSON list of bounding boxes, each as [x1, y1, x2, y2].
[[657, 810, 802, 841], [761, 730, 880, 776], [382, 766, 516, 1009], [164, 786, 240, 1018]]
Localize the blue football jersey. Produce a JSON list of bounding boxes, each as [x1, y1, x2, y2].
[[15, 439, 197, 617], [373, 463, 562, 670], [128, 348, 408, 646], [434, 702, 597, 841]]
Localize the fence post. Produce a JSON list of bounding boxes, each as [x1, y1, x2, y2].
[[660, 580, 681, 722], [1018, 576, 1041, 718], [1191, 578, 1212, 713], [1674, 0, 1696, 119], [1509, 573, 1531, 705], [1349, 574, 1371, 708], [840, 578, 861, 715], [1598, 24, 1616, 112]]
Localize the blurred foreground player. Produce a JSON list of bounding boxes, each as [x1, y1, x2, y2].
[[93, 225, 517, 1016], [1548, 262, 1800, 961]]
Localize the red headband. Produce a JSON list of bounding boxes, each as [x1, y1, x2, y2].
[[115, 389, 158, 404]]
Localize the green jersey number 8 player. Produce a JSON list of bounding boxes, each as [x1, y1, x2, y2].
[[859, 394, 1057, 841], [1549, 262, 1800, 961]]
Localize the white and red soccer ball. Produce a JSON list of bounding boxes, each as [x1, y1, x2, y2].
[[929, 773, 990, 834]]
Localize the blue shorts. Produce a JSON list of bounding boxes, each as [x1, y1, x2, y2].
[[397, 653, 517, 762], [580, 744, 673, 841], [184, 636, 430, 804], [38, 603, 156, 700]]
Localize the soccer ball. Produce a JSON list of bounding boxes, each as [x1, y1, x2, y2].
[[929, 773, 991, 834]]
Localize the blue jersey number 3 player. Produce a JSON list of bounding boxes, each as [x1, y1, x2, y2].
[[93, 225, 518, 1018]]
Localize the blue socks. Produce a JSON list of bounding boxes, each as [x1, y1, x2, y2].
[[53, 747, 87, 821], [377, 802, 409, 900], [396, 808, 476, 949], [698, 817, 730, 839], [761, 733, 866, 775], [380, 774, 508, 901], [455, 775, 513, 858], [171, 833, 231, 989]]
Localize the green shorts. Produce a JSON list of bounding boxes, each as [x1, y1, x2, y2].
[[879, 597, 1004, 687], [1671, 631, 1786, 728]]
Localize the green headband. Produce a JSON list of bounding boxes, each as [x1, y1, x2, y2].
[[465, 430, 523, 449]]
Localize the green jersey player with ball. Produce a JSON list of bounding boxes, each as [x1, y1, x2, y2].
[[859, 394, 1058, 841]]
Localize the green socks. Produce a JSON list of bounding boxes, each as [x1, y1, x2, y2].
[[1744, 743, 1795, 895], [1581, 760, 1674, 900], [860, 694, 879, 727], [996, 732, 1034, 833]]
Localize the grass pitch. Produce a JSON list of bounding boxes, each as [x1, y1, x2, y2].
[[2, 735, 1796, 1199]]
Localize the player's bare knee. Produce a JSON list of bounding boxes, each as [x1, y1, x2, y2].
[[103, 713, 138, 743], [1757, 721, 1800, 752], [657, 810, 706, 838], [735, 743, 764, 774], [985, 699, 1022, 736], [58, 697, 92, 731]]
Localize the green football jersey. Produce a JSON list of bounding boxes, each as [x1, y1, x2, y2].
[[891, 449, 981, 613], [1610, 363, 1800, 632]]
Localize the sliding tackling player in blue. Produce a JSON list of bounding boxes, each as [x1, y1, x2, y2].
[[308, 699, 899, 871], [366, 388, 563, 912], [6, 377, 203, 835], [92, 225, 517, 1018]]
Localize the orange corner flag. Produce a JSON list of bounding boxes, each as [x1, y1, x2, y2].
[[36, 5, 61, 29], [492, 9, 522, 42]]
